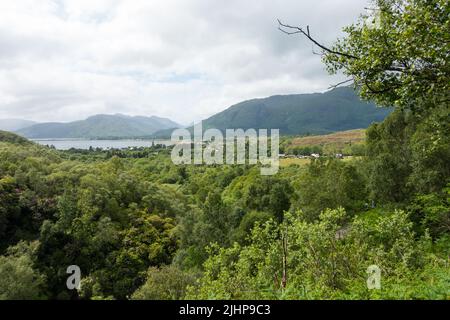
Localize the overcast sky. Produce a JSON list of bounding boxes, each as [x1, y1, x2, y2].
[[0, 0, 369, 124]]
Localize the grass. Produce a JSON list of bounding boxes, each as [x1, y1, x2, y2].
[[280, 158, 311, 167], [289, 129, 366, 147]]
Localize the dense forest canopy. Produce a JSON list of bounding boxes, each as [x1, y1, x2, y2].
[[0, 0, 449, 300]]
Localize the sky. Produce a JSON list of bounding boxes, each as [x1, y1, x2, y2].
[[0, 0, 369, 125]]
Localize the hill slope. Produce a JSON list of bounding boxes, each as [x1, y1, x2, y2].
[[289, 129, 366, 147], [17, 114, 181, 139], [0, 130, 33, 146], [200, 87, 391, 135]]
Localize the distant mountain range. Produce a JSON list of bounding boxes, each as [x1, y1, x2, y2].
[[197, 87, 391, 135], [17, 114, 181, 139], [5, 87, 391, 139], [0, 119, 37, 132]]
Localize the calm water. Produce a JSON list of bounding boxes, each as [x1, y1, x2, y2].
[[32, 139, 173, 150]]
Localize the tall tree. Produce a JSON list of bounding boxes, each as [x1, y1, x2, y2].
[[279, 0, 450, 112]]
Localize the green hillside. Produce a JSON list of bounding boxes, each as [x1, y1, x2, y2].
[[0, 130, 33, 146], [17, 114, 181, 139], [200, 87, 391, 135]]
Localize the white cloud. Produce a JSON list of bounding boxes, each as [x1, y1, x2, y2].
[[0, 0, 368, 124]]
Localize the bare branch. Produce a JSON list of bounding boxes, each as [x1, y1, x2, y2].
[[277, 19, 359, 60], [328, 78, 354, 90]]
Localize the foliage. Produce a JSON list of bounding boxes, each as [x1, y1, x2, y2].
[[0, 0, 449, 299], [408, 184, 450, 238], [131, 266, 198, 300], [0, 241, 45, 300], [292, 158, 367, 220], [0, 131, 33, 146], [324, 0, 450, 112], [365, 106, 449, 203], [188, 208, 445, 300]]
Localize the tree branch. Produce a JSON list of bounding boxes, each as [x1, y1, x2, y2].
[[328, 78, 354, 90], [277, 19, 359, 60]]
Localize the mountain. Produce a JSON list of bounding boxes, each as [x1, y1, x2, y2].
[[198, 87, 391, 135], [17, 114, 181, 139], [0, 119, 37, 132], [15, 87, 390, 139]]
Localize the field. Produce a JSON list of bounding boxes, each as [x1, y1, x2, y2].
[[289, 129, 366, 147], [282, 129, 367, 156], [279, 157, 311, 167]]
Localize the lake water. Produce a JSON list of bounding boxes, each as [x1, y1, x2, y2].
[[32, 139, 173, 150]]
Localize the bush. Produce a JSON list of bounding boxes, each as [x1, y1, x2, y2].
[[132, 266, 198, 300], [0, 242, 45, 300]]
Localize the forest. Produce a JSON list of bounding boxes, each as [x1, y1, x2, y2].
[[0, 0, 449, 300]]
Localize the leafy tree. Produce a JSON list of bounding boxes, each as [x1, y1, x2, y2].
[[232, 211, 272, 244], [189, 208, 438, 300], [0, 242, 45, 300], [365, 110, 414, 202], [0, 176, 21, 252], [280, 0, 450, 202], [224, 172, 293, 222], [408, 184, 450, 238], [280, 0, 450, 112], [293, 159, 367, 220], [109, 211, 177, 298], [365, 106, 449, 203], [131, 266, 198, 300], [408, 106, 450, 193]]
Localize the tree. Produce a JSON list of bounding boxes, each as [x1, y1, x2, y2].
[[408, 184, 450, 238], [188, 208, 439, 300], [279, 0, 450, 112], [110, 211, 177, 299], [294, 159, 367, 220], [0, 176, 20, 252], [280, 0, 450, 204], [131, 266, 198, 300], [0, 242, 45, 300], [364, 110, 414, 202], [364, 106, 450, 203]]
